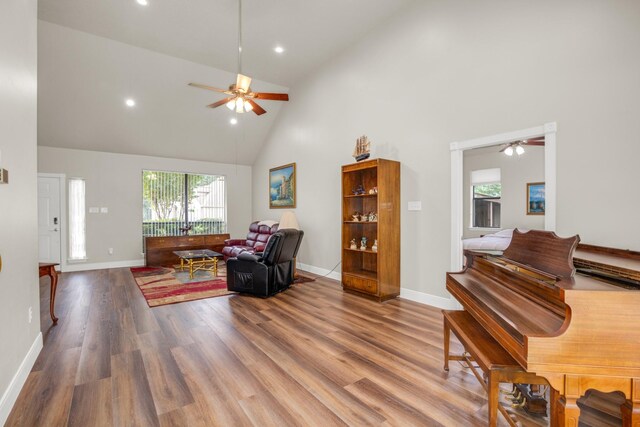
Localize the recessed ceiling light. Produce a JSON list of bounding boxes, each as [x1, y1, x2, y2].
[[136, 0, 148, 5], [274, 46, 285, 54], [230, 118, 238, 125], [125, 99, 136, 107]]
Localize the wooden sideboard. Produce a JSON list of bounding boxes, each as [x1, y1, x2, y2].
[[145, 234, 230, 267]]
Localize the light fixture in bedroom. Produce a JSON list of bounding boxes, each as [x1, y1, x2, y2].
[[500, 138, 545, 156]]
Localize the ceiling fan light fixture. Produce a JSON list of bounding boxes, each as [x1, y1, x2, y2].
[[243, 100, 253, 112], [235, 97, 245, 113], [226, 99, 236, 110], [504, 146, 514, 156], [516, 145, 525, 155]]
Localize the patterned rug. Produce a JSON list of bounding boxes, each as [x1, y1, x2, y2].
[[130, 264, 232, 307]]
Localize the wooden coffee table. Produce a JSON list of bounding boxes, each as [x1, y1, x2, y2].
[[173, 249, 222, 279]]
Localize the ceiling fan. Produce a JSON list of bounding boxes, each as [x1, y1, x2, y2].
[[188, 0, 289, 116], [499, 137, 545, 156]]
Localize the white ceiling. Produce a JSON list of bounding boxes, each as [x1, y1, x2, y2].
[[38, 21, 288, 165], [38, 0, 412, 86]]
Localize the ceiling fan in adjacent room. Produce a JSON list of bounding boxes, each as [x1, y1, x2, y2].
[[188, 0, 289, 116], [499, 137, 545, 156]]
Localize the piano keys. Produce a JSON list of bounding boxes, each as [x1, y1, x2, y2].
[[445, 229, 640, 426]]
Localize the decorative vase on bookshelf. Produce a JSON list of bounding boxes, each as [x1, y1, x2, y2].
[[341, 158, 400, 301]]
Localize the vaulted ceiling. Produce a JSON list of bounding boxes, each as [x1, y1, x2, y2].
[[36, 0, 412, 164]]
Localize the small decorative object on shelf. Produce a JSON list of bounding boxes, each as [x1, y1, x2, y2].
[[368, 186, 378, 195], [352, 135, 371, 162], [372, 239, 378, 252], [350, 239, 357, 250], [352, 184, 365, 195], [360, 236, 368, 251], [352, 212, 361, 221], [368, 212, 377, 222]]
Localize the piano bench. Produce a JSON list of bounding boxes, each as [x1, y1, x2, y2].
[[443, 310, 550, 427]]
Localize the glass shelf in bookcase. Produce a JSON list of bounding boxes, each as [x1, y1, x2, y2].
[[344, 194, 378, 198], [343, 221, 378, 224], [343, 247, 378, 254]]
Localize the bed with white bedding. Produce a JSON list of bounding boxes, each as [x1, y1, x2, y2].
[[462, 229, 519, 251]]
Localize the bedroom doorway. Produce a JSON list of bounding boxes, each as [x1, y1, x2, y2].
[[449, 122, 557, 271]]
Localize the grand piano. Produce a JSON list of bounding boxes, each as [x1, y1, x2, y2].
[[445, 229, 640, 426]]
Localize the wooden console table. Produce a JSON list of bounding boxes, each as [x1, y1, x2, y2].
[[39, 262, 59, 324], [145, 234, 229, 267]]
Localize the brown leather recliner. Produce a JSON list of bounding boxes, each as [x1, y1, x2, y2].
[[226, 229, 304, 297], [222, 221, 279, 261]]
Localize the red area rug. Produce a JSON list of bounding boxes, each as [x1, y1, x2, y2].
[[130, 265, 232, 307]]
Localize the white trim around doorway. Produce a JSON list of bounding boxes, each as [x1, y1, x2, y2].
[[449, 122, 557, 272]]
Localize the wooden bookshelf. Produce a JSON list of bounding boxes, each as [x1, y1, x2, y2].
[[341, 158, 400, 302]]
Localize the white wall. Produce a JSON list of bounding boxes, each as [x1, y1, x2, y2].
[[252, 0, 640, 300], [463, 146, 545, 238], [0, 0, 41, 423], [38, 146, 252, 267]]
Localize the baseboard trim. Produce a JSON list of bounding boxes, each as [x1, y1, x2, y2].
[[297, 262, 460, 310], [0, 332, 43, 425], [297, 262, 341, 281], [63, 259, 145, 272], [400, 288, 461, 310]]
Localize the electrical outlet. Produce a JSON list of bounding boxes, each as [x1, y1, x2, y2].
[[108, 248, 114, 255], [28, 307, 32, 323]]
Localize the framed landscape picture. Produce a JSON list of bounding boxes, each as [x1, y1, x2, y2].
[[269, 163, 296, 209], [527, 182, 545, 215]]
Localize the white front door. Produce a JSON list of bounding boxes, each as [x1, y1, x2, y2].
[[38, 176, 62, 264]]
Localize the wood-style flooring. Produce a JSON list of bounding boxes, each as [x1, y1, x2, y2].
[[7, 267, 543, 426]]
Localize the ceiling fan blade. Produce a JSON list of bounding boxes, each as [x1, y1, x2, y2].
[[254, 92, 289, 101], [207, 97, 234, 109], [525, 141, 545, 146], [499, 145, 509, 153], [188, 82, 230, 93], [247, 99, 266, 115], [236, 74, 252, 93]]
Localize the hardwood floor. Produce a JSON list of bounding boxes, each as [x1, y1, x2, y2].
[[7, 267, 541, 426]]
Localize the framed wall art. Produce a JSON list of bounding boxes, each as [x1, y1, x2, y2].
[[269, 163, 296, 209], [527, 182, 545, 215]]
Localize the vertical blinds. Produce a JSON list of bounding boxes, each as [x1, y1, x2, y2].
[[142, 171, 227, 237]]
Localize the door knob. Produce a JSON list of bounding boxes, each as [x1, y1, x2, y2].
[[53, 228, 59, 232]]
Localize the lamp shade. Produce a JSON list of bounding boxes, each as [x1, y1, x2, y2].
[[278, 211, 299, 230]]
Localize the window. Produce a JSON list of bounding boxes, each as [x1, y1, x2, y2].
[[471, 168, 501, 228], [142, 170, 226, 239], [68, 178, 87, 260]]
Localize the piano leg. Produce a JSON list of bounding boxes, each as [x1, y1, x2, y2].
[[621, 378, 640, 427], [558, 395, 580, 427]]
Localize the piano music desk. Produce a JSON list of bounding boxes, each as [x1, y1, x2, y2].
[[443, 310, 550, 427]]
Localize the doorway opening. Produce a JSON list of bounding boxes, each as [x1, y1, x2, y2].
[[449, 123, 557, 271]]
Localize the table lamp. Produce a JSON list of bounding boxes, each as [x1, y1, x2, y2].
[[278, 211, 299, 230]]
